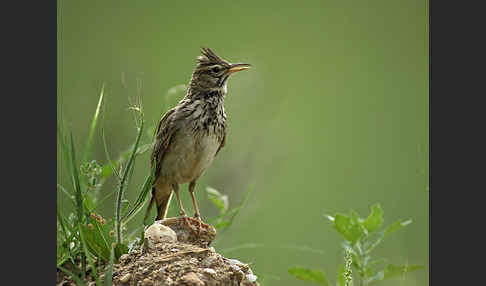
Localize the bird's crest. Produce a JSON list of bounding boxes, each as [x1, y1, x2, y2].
[[197, 47, 229, 66]]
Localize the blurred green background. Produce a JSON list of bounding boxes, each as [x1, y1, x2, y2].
[[57, 0, 428, 285]]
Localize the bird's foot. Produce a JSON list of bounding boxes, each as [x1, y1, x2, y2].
[[193, 213, 204, 235], [179, 212, 198, 234]]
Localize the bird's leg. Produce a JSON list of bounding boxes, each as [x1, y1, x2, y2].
[[189, 181, 203, 233], [172, 184, 195, 232]]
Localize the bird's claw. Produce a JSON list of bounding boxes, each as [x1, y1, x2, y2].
[[194, 213, 203, 235]]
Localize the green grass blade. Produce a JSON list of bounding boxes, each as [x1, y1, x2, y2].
[[58, 266, 84, 286], [57, 197, 80, 272], [101, 125, 119, 180], [115, 108, 144, 243], [83, 220, 112, 262], [83, 83, 105, 163], [121, 164, 155, 226], [78, 224, 102, 285], [57, 184, 75, 202], [124, 155, 137, 197], [70, 132, 84, 223], [93, 189, 118, 212], [57, 119, 73, 182], [57, 199, 70, 242], [104, 245, 115, 286], [101, 142, 152, 180]]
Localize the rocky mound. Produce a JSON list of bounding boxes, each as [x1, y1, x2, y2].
[[59, 217, 260, 286]]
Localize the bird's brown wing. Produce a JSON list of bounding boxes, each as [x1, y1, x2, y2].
[[151, 108, 177, 178]]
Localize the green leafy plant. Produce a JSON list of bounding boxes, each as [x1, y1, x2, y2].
[[57, 85, 155, 285], [206, 186, 252, 234], [288, 203, 423, 286]]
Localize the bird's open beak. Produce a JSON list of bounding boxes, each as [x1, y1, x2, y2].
[[227, 63, 251, 75]]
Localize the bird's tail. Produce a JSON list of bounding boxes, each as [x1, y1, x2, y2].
[[155, 189, 173, 221], [144, 185, 173, 224]]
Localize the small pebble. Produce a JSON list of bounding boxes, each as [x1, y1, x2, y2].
[[119, 254, 130, 263], [203, 268, 217, 275], [189, 257, 198, 264], [181, 272, 204, 286], [228, 258, 244, 266], [142, 278, 152, 286], [246, 274, 258, 282], [158, 267, 166, 279], [119, 273, 131, 283], [201, 256, 218, 267], [230, 264, 241, 272]]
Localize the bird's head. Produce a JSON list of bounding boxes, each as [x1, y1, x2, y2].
[[190, 47, 251, 92]]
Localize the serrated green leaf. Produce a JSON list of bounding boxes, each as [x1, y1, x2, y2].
[[206, 187, 229, 213], [363, 204, 384, 233], [383, 219, 412, 238], [334, 214, 364, 244], [363, 271, 384, 284], [364, 264, 423, 284], [213, 221, 230, 230], [383, 264, 423, 279], [288, 267, 329, 285], [350, 211, 360, 223]]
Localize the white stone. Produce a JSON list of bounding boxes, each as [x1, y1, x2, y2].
[[203, 268, 217, 275], [246, 274, 258, 282], [144, 224, 177, 244]]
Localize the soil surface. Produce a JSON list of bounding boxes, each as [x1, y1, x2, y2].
[[57, 217, 260, 286]]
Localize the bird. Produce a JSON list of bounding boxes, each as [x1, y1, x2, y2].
[[144, 47, 251, 231]]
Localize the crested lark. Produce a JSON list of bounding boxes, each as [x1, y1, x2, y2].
[[144, 47, 251, 229]]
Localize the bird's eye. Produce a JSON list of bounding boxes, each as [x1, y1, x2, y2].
[[211, 67, 220, 73]]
